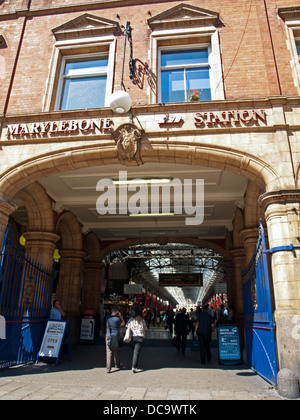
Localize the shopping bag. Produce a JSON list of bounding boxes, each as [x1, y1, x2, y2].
[[123, 325, 132, 343], [191, 338, 200, 351]]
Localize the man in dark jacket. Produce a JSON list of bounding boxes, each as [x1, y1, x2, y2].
[[174, 308, 191, 355], [194, 305, 215, 364]]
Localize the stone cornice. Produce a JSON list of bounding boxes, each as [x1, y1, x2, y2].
[[0, 1, 172, 20], [1, 95, 299, 122], [258, 190, 300, 209]]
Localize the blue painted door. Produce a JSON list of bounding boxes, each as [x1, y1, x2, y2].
[[242, 221, 278, 386]]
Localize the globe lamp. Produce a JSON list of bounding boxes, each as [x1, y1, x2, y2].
[[109, 90, 132, 114]]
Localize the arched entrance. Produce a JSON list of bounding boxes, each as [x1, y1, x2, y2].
[[0, 142, 299, 380]]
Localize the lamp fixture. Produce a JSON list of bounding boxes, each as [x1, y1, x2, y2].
[[112, 178, 173, 185], [109, 90, 132, 114], [109, 21, 135, 115]]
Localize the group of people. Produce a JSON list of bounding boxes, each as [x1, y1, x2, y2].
[[105, 303, 235, 371], [50, 300, 234, 372], [171, 305, 214, 364], [105, 305, 146, 374]]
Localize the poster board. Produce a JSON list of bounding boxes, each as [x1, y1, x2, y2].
[[80, 318, 95, 342], [218, 325, 242, 365], [37, 320, 70, 365]]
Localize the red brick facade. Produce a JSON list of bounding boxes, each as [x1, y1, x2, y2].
[[1, 0, 300, 114]]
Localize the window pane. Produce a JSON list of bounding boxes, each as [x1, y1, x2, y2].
[[61, 76, 107, 110], [161, 69, 185, 103], [186, 67, 211, 101], [296, 41, 300, 57], [161, 49, 208, 67], [64, 58, 108, 76]]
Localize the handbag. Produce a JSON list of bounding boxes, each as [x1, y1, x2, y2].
[[172, 335, 178, 347], [191, 337, 200, 351], [123, 324, 132, 343]]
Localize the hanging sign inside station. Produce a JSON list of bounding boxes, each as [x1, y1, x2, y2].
[[159, 273, 203, 287], [123, 284, 143, 295]]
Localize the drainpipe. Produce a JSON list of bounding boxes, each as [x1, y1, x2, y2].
[[3, 0, 32, 116], [263, 0, 282, 95]]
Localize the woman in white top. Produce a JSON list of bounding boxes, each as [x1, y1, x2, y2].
[[127, 312, 146, 373]]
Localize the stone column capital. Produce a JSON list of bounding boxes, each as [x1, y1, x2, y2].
[[23, 231, 60, 245], [0, 197, 18, 217], [258, 189, 300, 210], [60, 249, 86, 260], [240, 228, 259, 244], [231, 248, 246, 261]]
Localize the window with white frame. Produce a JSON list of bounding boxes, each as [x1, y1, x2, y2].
[[296, 40, 300, 60], [159, 47, 212, 103], [57, 54, 108, 111]]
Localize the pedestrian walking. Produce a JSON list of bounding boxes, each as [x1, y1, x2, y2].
[[126, 311, 146, 373], [166, 305, 175, 333], [105, 306, 125, 373], [194, 305, 214, 365], [174, 308, 191, 355]]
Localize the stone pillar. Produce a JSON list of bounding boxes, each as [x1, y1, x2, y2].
[[231, 248, 247, 327], [57, 250, 86, 315], [240, 228, 259, 264], [57, 250, 85, 344], [81, 262, 103, 314], [23, 231, 60, 269], [259, 190, 300, 381]]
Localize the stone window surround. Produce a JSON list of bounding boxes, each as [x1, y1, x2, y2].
[[43, 35, 116, 112], [279, 7, 300, 95], [149, 26, 224, 104]]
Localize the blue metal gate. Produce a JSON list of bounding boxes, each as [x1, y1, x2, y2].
[[242, 221, 278, 386], [0, 227, 55, 369]]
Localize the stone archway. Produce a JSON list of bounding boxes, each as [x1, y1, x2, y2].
[[0, 143, 281, 207]]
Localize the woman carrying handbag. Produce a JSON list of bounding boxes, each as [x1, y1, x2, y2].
[[125, 311, 146, 373]]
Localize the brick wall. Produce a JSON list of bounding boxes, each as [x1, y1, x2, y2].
[[1, 0, 300, 114]]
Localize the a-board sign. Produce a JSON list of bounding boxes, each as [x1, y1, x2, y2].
[[37, 320, 70, 365], [218, 325, 242, 365], [80, 318, 95, 341]]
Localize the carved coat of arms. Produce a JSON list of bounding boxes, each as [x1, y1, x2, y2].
[[111, 123, 144, 162]]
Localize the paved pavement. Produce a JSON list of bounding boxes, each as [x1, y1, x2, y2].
[[0, 328, 282, 401]]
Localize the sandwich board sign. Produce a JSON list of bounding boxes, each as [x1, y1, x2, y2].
[[37, 320, 70, 365], [218, 325, 242, 365]]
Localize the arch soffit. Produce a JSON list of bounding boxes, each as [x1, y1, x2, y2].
[[98, 237, 231, 262], [18, 181, 54, 232], [55, 211, 82, 251], [0, 143, 281, 202]]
